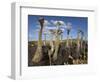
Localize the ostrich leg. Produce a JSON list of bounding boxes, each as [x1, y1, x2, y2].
[[32, 18, 44, 63]]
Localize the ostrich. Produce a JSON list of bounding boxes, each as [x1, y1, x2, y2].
[[63, 22, 73, 64], [48, 29, 56, 65], [59, 29, 64, 42], [78, 29, 85, 64], [83, 36, 87, 63], [79, 30, 84, 50], [65, 22, 72, 48], [75, 28, 83, 64], [42, 20, 50, 46], [32, 17, 44, 63], [48, 27, 64, 64], [52, 21, 64, 62], [80, 31, 84, 63]]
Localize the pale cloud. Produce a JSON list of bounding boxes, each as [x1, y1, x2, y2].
[[45, 26, 57, 30], [29, 33, 33, 38], [51, 20, 66, 27], [58, 21, 66, 26], [36, 24, 40, 29], [35, 20, 72, 34], [36, 20, 50, 28], [43, 20, 66, 33], [66, 22, 72, 29], [61, 28, 65, 32], [44, 20, 50, 26]]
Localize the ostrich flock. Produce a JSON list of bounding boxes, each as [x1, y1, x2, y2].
[[28, 17, 88, 66]]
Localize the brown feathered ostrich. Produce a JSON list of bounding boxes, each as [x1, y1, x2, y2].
[[32, 17, 44, 63], [52, 21, 64, 62], [66, 22, 72, 48], [75, 28, 84, 64]]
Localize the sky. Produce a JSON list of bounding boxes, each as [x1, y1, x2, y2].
[[28, 15, 88, 41]]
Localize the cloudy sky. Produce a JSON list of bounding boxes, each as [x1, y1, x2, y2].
[[28, 15, 88, 41]]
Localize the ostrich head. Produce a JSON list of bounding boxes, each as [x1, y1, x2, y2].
[[39, 17, 44, 28], [66, 22, 72, 35]]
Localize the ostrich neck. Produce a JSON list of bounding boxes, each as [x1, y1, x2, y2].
[[38, 26, 43, 47]]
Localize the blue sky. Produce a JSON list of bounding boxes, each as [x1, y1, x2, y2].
[[28, 15, 88, 41]]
